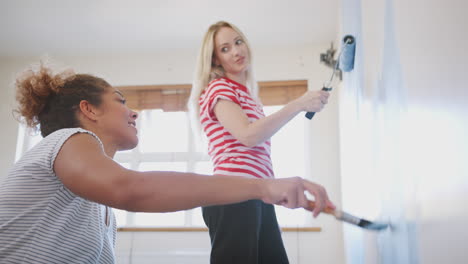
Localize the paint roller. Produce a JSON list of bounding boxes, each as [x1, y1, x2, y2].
[[305, 35, 356, 119], [305, 201, 389, 231]]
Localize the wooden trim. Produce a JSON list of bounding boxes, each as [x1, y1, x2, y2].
[[259, 80, 308, 88], [116, 79, 308, 111], [116, 80, 307, 92], [117, 84, 192, 92], [117, 226, 321, 232]]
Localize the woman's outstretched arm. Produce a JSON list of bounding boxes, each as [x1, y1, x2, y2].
[[54, 133, 334, 213]]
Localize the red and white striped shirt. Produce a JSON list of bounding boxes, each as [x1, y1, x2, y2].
[[199, 77, 274, 179]]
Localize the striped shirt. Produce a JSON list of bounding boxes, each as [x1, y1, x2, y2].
[[0, 128, 116, 264], [199, 77, 274, 179]]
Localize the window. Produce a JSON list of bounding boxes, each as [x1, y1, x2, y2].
[[15, 123, 42, 162], [264, 105, 308, 227], [113, 105, 308, 228], [112, 109, 211, 227], [113, 80, 309, 228]]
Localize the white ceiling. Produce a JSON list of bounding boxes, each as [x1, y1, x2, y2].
[[0, 0, 339, 57]]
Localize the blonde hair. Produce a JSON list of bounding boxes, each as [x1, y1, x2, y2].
[[188, 21, 258, 140]]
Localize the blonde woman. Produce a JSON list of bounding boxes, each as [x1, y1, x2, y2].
[[188, 21, 333, 263]]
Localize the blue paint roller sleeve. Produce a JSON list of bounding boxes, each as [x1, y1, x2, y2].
[[339, 35, 356, 72]]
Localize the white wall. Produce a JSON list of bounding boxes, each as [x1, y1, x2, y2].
[[0, 43, 344, 263], [394, 1, 468, 263], [340, 0, 468, 263], [0, 60, 24, 179]]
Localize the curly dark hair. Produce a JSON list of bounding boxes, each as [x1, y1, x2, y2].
[[14, 62, 110, 137]]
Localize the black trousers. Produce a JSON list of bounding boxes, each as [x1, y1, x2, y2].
[[202, 200, 289, 264]]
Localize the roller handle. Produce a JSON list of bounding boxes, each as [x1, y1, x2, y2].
[[305, 87, 332, 120], [305, 111, 316, 120], [305, 200, 336, 215]]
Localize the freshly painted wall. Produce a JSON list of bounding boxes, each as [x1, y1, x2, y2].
[[339, 0, 468, 263]]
